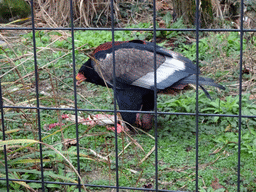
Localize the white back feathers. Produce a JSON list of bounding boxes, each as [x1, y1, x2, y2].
[[132, 57, 186, 89]]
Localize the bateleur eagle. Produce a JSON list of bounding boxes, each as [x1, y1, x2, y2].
[[76, 40, 225, 131]]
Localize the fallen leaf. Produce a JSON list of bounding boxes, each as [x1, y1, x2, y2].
[[156, 0, 172, 11], [249, 94, 256, 100], [158, 20, 166, 28], [43, 122, 65, 130], [52, 113, 129, 133], [62, 114, 116, 126], [62, 114, 69, 119], [63, 138, 77, 148], [242, 66, 252, 74], [143, 183, 153, 191], [156, 1, 163, 11], [106, 124, 129, 133], [211, 177, 225, 190]]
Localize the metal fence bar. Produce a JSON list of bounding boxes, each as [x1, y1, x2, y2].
[[152, 0, 159, 190], [0, 79, 9, 191], [237, 0, 245, 191], [1, 27, 256, 33], [2, 105, 256, 118], [110, 0, 120, 190], [30, 0, 45, 190], [69, 0, 81, 191], [0, 177, 186, 192], [195, 0, 200, 190]]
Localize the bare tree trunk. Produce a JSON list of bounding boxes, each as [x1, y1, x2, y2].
[[172, 0, 213, 28], [201, 0, 214, 27], [172, 0, 196, 25]]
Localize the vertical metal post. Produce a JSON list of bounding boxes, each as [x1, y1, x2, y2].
[[152, 0, 159, 191], [110, 0, 119, 191], [30, 0, 45, 190], [195, 0, 200, 191], [69, 0, 81, 191], [0, 79, 9, 191], [237, 0, 245, 191]]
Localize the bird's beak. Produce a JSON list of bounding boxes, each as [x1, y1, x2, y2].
[[76, 73, 86, 85]]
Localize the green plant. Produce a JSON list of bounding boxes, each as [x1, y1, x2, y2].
[[199, 187, 226, 192]]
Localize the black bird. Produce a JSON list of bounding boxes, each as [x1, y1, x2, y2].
[[76, 40, 225, 130]]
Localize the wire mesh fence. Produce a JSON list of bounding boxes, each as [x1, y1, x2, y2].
[[1, 0, 256, 191]]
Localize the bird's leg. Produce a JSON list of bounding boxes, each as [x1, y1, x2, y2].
[[135, 105, 153, 130], [141, 113, 153, 130], [135, 105, 143, 127]]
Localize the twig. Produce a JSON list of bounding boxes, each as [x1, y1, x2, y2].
[[139, 145, 155, 165]]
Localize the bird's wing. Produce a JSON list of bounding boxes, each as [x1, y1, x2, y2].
[[93, 44, 198, 90]]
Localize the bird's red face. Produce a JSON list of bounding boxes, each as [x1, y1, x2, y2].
[[76, 72, 86, 85]]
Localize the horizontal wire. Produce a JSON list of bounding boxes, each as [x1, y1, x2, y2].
[[0, 27, 256, 32], [0, 177, 187, 192], [2, 105, 256, 118]]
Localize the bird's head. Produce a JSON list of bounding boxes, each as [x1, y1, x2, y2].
[[76, 60, 91, 85], [76, 59, 106, 86]]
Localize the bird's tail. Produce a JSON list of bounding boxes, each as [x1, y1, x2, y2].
[[178, 75, 225, 99]]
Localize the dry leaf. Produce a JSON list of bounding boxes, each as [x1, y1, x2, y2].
[[249, 94, 256, 100], [143, 183, 153, 192], [43, 122, 65, 130], [63, 139, 77, 148], [106, 124, 129, 133], [156, 1, 163, 11], [62, 114, 116, 126], [211, 177, 225, 190], [158, 20, 166, 28]]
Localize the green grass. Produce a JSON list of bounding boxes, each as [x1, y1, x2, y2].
[[1, 21, 256, 191]]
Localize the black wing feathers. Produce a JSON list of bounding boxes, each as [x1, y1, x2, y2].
[[178, 75, 225, 90], [94, 42, 173, 60]]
